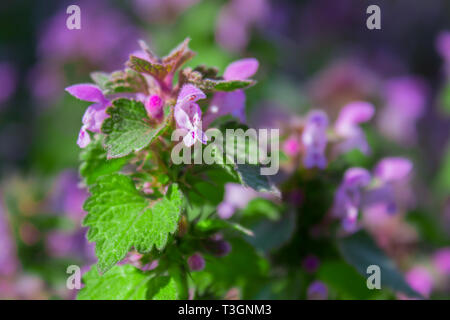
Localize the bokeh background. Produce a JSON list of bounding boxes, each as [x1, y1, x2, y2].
[[0, 0, 449, 299]]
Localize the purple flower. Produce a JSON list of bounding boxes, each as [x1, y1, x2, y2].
[[405, 266, 433, 298], [373, 157, 413, 183], [174, 84, 207, 147], [307, 281, 328, 300], [145, 94, 164, 121], [332, 168, 372, 231], [0, 196, 18, 276], [377, 77, 427, 145], [188, 253, 205, 271], [283, 135, 301, 157], [204, 58, 259, 126], [65, 84, 111, 148], [203, 234, 232, 257], [217, 183, 259, 219], [433, 248, 450, 275], [436, 31, 450, 63], [301, 110, 329, 169], [333, 101, 374, 156], [302, 255, 320, 273]]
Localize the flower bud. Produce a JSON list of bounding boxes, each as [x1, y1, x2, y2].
[[188, 253, 205, 271], [145, 94, 164, 121]]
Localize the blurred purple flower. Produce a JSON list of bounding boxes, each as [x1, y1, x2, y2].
[[282, 135, 301, 157], [0, 196, 18, 276], [302, 255, 320, 273], [204, 58, 259, 126], [203, 234, 232, 257], [216, 0, 268, 52], [301, 110, 328, 169], [332, 168, 371, 232], [377, 77, 427, 145], [188, 253, 205, 271], [217, 183, 259, 219], [374, 157, 413, 183], [333, 101, 375, 156], [0, 62, 17, 107], [174, 84, 207, 147], [436, 31, 450, 67], [405, 266, 433, 299], [433, 248, 450, 275], [65, 84, 111, 148], [307, 281, 328, 300], [37, 1, 140, 69]]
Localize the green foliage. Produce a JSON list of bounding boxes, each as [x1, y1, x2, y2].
[[78, 265, 178, 300], [83, 174, 183, 273], [338, 231, 421, 298], [102, 98, 169, 159], [79, 137, 130, 185]]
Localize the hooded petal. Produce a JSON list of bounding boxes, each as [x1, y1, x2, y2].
[[65, 84, 107, 104], [374, 157, 413, 183], [177, 84, 206, 106], [335, 101, 374, 135], [204, 90, 246, 126], [223, 58, 259, 80]]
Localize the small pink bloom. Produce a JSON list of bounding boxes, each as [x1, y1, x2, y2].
[[405, 266, 433, 298], [145, 94, 164, 120], [374, 157, 413, 183], [433, 248, 450, 275], [188, 253, 205, 271], [283, 135, 301, 157]]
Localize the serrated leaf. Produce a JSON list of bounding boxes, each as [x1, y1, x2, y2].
[[83, 174, 182, 273], [78, 265, 178, 300], [189, 78, 255, 92], [128, 55, 168, 79], [79, 137, 130, 185], [101, 98, 170, 159], [338, 231, 422, 298], [104, 69, 148, 95]]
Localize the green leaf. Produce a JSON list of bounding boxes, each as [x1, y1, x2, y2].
[[79, 137, 130, 185], [189, 78, 255, 92], [234, 164, 280, 197], [317, 261, 381, 300], [78, 265, 178, 300], [83, 174, 183, 273], [102, 98, 169, 159], [195, 219, 254, 236], [338, 231, 421, 298]]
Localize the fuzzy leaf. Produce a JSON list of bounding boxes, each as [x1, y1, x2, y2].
[[103, 69, 148, 94], [102, 98, 169, 159], [77, 265, 178, 300], [83, 174, 183, 273], [79, 137, 130, 185]]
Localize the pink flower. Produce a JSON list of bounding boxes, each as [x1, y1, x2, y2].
[[405, 266, 433, 298], [301, 110, 329, 169], [374, 157, 413, 183], [334, 101, 374, 156], [204, 58, 259, 126], [65, 84, 111, 148], [283, 135, 301, 157], [433, 248, 450, 275], [174, 84, 207, 147], [145, 94, 164, 121]]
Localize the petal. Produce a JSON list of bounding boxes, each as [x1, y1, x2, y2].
[[77, 126, 91, 148], [217, 202, 235, 219], [335, 101, 374, 135], [174, 105, 193, 130], [223, 58, 259, 80], [196, 128, 208, 145], [183, 130, 196, 147], [65, 84, 106, 103], [374, 157, 413, 182], [177, 84, 206, 105], [343, 167, 371, 187], [204, 91, 246, 126]]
